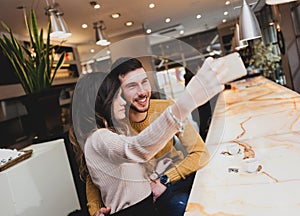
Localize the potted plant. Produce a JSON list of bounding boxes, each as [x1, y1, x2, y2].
[[0, 9, 65, 94], [0, 9, 66, 142]]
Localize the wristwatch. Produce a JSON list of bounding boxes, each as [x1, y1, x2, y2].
[[149, 171, 160, 181], [159, 175, 170, 187]]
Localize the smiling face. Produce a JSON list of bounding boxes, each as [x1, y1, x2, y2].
[[120, 68, 152, 115], [113, 89, 127, 121]]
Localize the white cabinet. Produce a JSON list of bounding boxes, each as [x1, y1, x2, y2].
[[0, 139, 80, 216]]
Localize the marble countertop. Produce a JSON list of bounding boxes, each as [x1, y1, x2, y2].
[[185, 76, 300, 216]]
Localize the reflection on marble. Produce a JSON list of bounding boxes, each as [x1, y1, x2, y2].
[[207, 77, 300, 145], [185, 77, 300, 216]]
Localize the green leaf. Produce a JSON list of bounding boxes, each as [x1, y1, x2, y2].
[[0, 9, 68, 94]]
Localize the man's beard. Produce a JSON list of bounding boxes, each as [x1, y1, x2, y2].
[[129, 103, 149, 113]]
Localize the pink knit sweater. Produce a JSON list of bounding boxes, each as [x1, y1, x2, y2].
[[84, 107, 179, 213]]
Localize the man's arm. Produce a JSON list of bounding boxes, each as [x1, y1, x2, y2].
[[86, 174, 107, 216], [165, 119, 210, 183]]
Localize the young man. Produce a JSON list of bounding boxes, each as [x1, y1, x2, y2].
[[87, 57, 210, 216]]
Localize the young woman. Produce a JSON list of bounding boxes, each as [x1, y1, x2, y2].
[[70, 56, 226, 216]]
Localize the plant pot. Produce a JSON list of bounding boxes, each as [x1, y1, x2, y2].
[[19, 87, 63, 143]]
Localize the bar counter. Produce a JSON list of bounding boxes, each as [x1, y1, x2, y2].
[[185, 76, 300, 215]]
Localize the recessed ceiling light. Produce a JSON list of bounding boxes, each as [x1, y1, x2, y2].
[[179, 30, 184, 35], [222, 19, 227, 23], [90, 49, 95, 53], [146, 28, 152, 34], [82, 24, 88, 29], [149, 3, 155, 8], [196, 14, 202, 19], [165, 18, 171, 23], [224, 11, 229, 16], [225, 1, 231, 5], [125, 21, 134, 26], [90, 1, 100, 9], [111, 13, 120, 19]]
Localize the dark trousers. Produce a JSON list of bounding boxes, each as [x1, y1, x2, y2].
[[110, 193, 158, 216], [155, 172, 196, 216]]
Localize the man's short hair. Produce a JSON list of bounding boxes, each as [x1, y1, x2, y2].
[[110, 57, 143, 77]]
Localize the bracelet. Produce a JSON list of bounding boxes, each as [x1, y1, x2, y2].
[[168, 107, 186, 133], [149, 170, 160, 181]]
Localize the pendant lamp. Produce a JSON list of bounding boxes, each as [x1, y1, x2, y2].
[[48, 8, 63, 38], [56, 12, 72, 39], [239, 0, 262, 41], [45, 3, 72, 39], [94, 21, 110, 46], [266, 0, 297, 5], [234, 22, 248, 50]]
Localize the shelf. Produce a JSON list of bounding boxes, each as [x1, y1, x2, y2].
[[52, 77, 78, 86]]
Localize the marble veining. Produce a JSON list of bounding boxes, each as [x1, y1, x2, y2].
[[185, 77, 300, 216]]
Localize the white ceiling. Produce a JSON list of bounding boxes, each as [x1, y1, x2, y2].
[[0, 0, 265, 61]]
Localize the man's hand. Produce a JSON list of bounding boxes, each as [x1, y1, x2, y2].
[[94, 207, 111, 216], [150, 179, 167, 202]]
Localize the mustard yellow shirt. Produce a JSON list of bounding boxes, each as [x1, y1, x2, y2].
[[86, 99, 209, 216]]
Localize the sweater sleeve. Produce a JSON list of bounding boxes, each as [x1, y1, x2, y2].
[[165, 119, 210, 183], [86, 107, 180, 164]]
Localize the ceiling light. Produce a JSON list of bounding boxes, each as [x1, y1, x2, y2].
[[56, 12, 72, 38], [94, 4, 100, 9], [223, 19, 227, 23], [125, 21, 134, 26], [47, 8, 63, 38], [82, 24, 88, 29], [45, 3, 71, 39], [239, 0, 262, 41], [94, 21, 110, 46], [90, 49, 95, 53], [111, 13, 120, 19], [149, 3, 155, 8], [265, 0, 297, 4], [196, 14, 202, 19], [225, 1, 231, 5], [90, 1, 100, 9], [234, 22, 248, 50], [146, 28, 152, 34], [165, 18, 171, 23], [179, 30, 185, 35], [224, 11, 229, 16]]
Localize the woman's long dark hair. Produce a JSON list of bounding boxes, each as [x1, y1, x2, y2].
[[95, 72, 124, 131], [69, 72, 125, 180]]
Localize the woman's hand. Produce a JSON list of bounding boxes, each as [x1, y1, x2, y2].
[[155, 158, 172, 175], [174, 57, 227, 119], [150, 179, 167, 202], [94, 207, 111, 216]]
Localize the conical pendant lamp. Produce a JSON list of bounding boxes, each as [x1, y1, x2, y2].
[[57, 12, 72, 39], [48, 8, 63, 38], [94, 21, 110, 46], [234, 22, 248, 50], [265, 0, 297, 5], [239, 0, 262, 41], [45, 3, 72, 39]]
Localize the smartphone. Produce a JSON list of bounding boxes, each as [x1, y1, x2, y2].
[[213, 52, 247, 84]]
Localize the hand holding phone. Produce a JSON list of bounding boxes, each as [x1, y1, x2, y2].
[[212, 52, 247, 84]]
